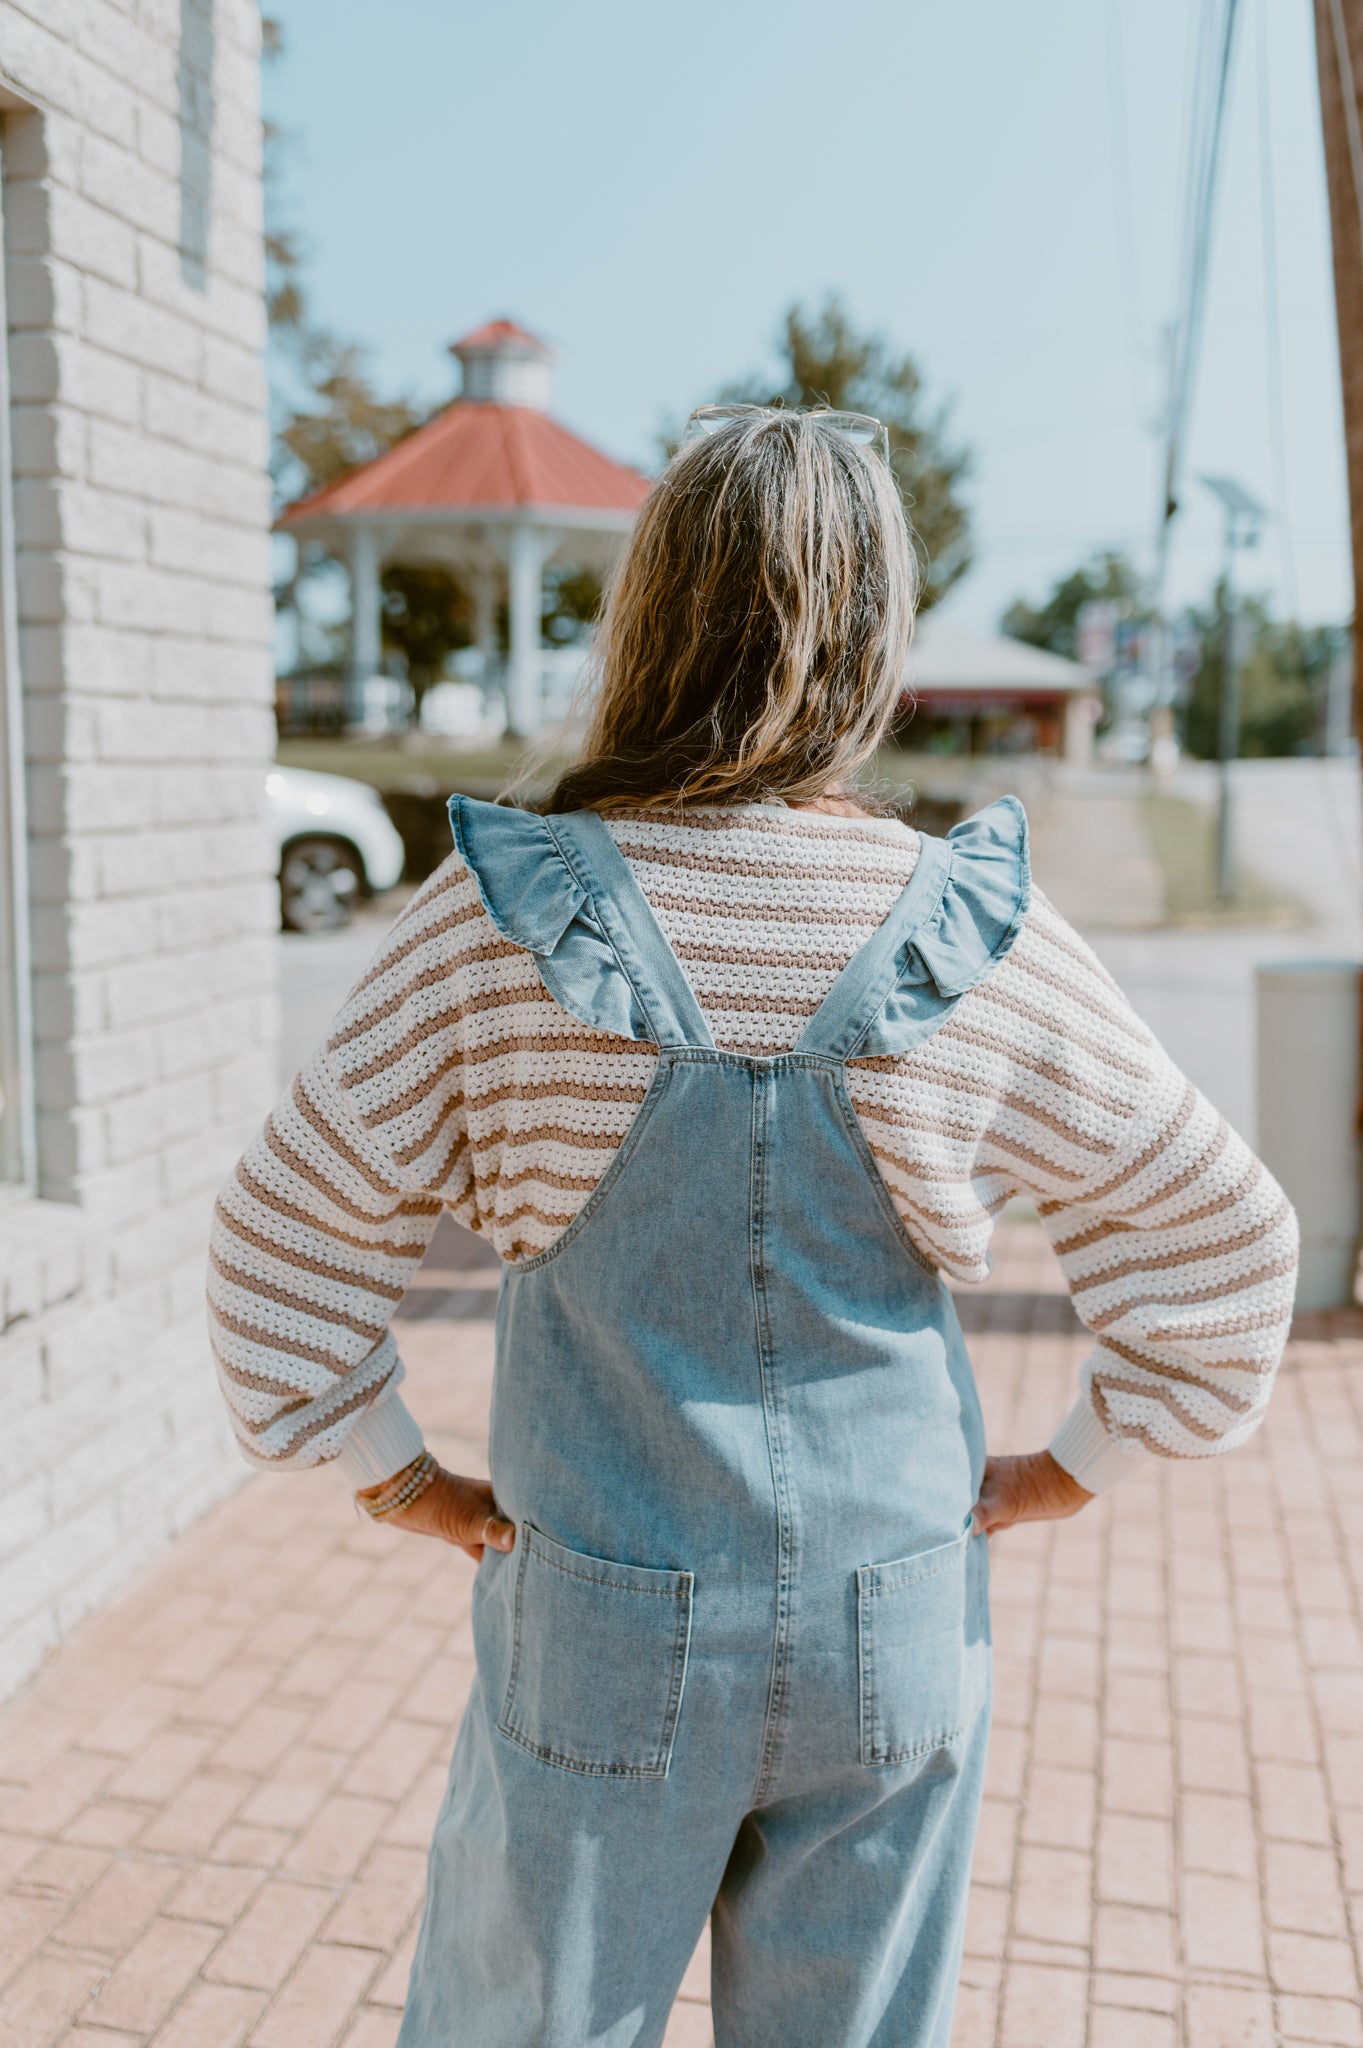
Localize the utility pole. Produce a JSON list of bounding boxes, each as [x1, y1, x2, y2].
[[1314, 0, 1363, 738], [1202, 476, 1265, 901]]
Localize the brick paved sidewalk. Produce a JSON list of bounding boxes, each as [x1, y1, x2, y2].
[[2, 1220, 1362, 2048]]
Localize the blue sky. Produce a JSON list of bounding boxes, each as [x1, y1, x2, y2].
[[265, 0, 1349, 632]]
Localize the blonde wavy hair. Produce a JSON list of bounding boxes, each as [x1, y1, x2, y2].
[[543, 409, 919, 814]]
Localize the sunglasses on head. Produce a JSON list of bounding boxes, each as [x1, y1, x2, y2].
[[680, 403, 891, 467]]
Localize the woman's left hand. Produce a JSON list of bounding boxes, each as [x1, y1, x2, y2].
[[971, 1450, 1094, 1536]]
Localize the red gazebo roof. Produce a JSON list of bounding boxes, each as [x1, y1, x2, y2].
[[452, 318, 553, 357], [278, 403, 650, 528]]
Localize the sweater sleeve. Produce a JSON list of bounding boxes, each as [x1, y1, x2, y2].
[[207, 1044, 441, 1477], [207, 856, 482, 1479], [980, 893, 1299, 1493]]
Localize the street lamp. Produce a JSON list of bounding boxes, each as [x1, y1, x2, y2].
[[1200, 475, 1266, 902]]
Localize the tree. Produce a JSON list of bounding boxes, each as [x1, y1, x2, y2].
[[720, 297, 973, 610], [1181, 593, 1341, 760], [380, 566, 473, 714], [1001, 551, 1144, 660], [265, 20, 450, 679]]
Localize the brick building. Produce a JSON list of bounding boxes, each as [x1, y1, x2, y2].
[[0, 1, 276, 1696]]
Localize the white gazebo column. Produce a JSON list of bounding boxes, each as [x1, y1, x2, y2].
[[471, 565, 499, 699], [505, 523, 547, 738], [346, 524, 383, 727]]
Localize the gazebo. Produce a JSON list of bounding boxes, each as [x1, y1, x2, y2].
[[278, 320, 651, 733]]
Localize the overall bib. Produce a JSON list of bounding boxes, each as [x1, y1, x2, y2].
[[397, 798, 1030, 2048]]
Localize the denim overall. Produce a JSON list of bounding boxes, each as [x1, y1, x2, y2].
[[397, 797, 1029, 2048]]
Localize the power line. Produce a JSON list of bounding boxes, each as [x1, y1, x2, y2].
[[1104, 0, 1146, 411], [1150, 0, 1245, 694], [1159, 0, 1243, 554], [1257, 0, 1299, 622]]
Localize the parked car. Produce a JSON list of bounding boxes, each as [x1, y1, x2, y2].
[[266, 767, 406, 932]]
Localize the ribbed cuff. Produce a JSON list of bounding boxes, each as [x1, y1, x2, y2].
[[337, 1391, 427, 1486], [1048, 1394, 1150, 1496]]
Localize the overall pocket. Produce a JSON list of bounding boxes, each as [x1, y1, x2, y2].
[[498, 1524, 693, 1778], [857, 1529, 986, 1766]]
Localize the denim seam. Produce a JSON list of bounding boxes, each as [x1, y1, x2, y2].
[[541, 813, 664, 1044], [857, 1538, 975, 1765], [523, 1535, 693, 1599], [838, 842, 954, 1063], [830, 1068, 940, 1278], [496, 1538, 693, 1779], [865, 1540, 969, 1596], [749, 1065, 795, 1808]]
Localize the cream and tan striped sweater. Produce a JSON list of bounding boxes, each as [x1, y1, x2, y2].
[[207, 803, 1298, 1496]]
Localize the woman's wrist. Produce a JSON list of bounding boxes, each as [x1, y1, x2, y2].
[[337, 1390, 427, 1487]]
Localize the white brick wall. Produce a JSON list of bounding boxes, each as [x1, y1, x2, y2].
[[0, 0, 276, 1698]]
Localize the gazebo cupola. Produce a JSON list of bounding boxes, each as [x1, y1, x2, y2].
[[451, 318, 555, 409], [278, 318, 650, 735]]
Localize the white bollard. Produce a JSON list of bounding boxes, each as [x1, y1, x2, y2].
[[1255, 961, 1362, 1312]]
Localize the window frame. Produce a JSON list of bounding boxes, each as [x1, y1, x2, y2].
[[0, 137, 36, 1191]]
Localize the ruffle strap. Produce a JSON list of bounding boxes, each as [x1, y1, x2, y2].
[[851, 797, 1031, 1059], [448, 796, 654, 1042]]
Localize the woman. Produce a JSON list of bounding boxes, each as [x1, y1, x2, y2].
[[209, 406, 1298, 2048]]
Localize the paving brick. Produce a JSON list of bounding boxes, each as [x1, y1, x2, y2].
[[0, 1952, 104, 2046], [148, 1980, 267, 2048], [1178, 1715, 1251, 1795], [205, 1880, 335, 1991], [1101, 1736, 1174, 1818], [163, 1862, 266, 1929], [1267, 1929, 1361, 1998], [1181, 1871, 1266, 1976], [1096, 1813, 1174, 1910], [1183, 1983, 1276, 2048], [1020, 1763, 1093, 1850], [1278, 1994, 1363, 2045], [1091, 1971, 1178, 2013], [661, 2001, 713, 2047], [83, 1915, 220, 2033], [1179, 1789, 1258, 1876], [997, 1961, 1088, 2048], [247, 1944, 379, 2048], [1093, 1905, 1177, 1977], [948, 1980, 998, 2046], [1264, 1840, 1349, 1935], [1090, 2008, 1177, 2048], [136, 1772, 247, 1857], [283, 1796, 391, 1885], [337, 2014, 402, 2048], [1257, 1760, 1335, 1844], [366, 1924, 418, 2009], [55, 1851, 181, 1953], [1011, 1845, 1092, 1948]]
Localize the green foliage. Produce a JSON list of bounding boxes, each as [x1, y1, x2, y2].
[[380, 566, 473, 705], [719, 296, 973, 611], [1180, 590, 1341, 760], [542, 566, 602, 646], [1000, 551, 1145, 660]]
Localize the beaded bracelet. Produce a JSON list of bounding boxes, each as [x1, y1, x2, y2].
[[357, 1449, 438, 1521]]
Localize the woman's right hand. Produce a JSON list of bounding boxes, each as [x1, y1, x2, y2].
[[971, 1449, 1093, 1536], [360, 1463, 516, 1561]]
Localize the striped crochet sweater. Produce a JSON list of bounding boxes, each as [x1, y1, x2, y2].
[[208, 802, 1298, 1496]]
